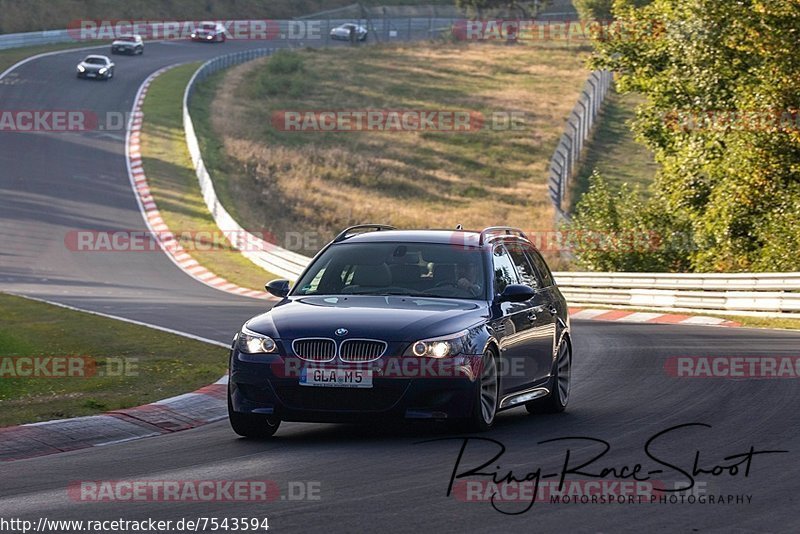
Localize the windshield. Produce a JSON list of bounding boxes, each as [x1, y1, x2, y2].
[[84, 57, 106, 64], [117, 36, 137, 42], [293, 242, 487, 300]]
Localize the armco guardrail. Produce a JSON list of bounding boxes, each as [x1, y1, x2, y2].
[[183, 47, 312, 280], [548, 70, 613, 219], [0, 29, 72, 50], [556, 272, 800, 316]]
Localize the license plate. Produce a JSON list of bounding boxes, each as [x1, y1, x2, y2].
[[86, 73, 97, 78], [300, 367, 373, 388]]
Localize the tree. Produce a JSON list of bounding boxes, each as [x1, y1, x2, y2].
[[455, 0, 546, 18], [566, 172, 692, 272], [586, 0, 800, 272]]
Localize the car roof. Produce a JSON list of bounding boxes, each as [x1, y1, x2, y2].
[[334, 230, 481, 247]]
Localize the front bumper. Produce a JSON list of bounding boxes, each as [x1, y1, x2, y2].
[[229, 348, 481, 423], [78, 70, 107, 78]]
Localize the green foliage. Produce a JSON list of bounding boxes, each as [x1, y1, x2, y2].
[[567, 172, 692, 271], [455, 0, 545, 17], [574, 0, 651, 21], [583, 0, 800, 272], [573, 0, 614, 20], [257, 51, 308, 98]]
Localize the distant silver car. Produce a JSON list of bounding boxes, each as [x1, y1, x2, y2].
[[111, 35, 144, 55], [330, 23, 368, 41], [76, 55, 115, 80], [191, 22, 227, 42]]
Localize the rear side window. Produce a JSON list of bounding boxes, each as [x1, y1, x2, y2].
[[505, 241, 541, 289], [492, 245, 519, 294], [524, 245, 555, 287]]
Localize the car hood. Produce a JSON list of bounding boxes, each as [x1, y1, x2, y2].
[[79, 62, 105, 70], [246, 295, 489, 342]]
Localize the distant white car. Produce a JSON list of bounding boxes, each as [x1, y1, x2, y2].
[[111, 35, 144, 55], [76, 55, 115, 80], [191, 22, 227, 43], [330, 23, 368, 41]]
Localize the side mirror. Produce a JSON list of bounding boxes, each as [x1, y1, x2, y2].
[[498, 284, 536, 303], [265, 279, 291, 299]]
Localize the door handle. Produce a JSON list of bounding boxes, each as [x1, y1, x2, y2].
[[549, 305, 558, 316], [527, 311, 537, 322]]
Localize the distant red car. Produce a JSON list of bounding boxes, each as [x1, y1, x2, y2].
[[191, 22, 226, 43]]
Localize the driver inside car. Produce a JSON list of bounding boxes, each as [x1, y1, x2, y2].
[[456, 262, 482, 295]]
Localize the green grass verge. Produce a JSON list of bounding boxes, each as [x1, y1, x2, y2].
[[140, 63, 281, 291], [571, 90, 659, 207], [0, 293, 227, 427], [0, 41, 106, 74]]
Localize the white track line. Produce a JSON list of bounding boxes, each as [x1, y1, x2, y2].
[[6, 292, 230, 348]]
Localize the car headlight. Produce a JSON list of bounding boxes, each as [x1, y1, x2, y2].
[[237, 326, 277, 354], [191, 32, 197, 38], [77, 65, 85, 72], [99, 67, 108, 74], [406, 330, 469, 359], [206, 35, 213, 39]]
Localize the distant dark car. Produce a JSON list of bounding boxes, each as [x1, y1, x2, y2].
[[228, 225, 572, 438], [111, 35, 144, 55], [191, 22, 227, 43], [330, 23, 368, 41], [76, 55, 115, 80]]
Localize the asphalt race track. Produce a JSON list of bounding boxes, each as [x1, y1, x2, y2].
[[1, 39, 799, 533]]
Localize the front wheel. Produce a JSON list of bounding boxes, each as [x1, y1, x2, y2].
[[526, 341, 570, 414], [228, 391, 281, 438], [464, 349, 499, 432]]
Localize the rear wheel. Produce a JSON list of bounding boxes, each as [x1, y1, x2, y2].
[[526, 341, 570, 414], [228, 389, 281, 438], [464, 348, 499, 432]]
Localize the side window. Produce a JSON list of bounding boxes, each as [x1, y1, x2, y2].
[[524, 246, 555, 288], [492, 245, 519, 294], [505, 241, 541, 289]]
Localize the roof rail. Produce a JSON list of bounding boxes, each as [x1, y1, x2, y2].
[[333, 224, 397, 243], [478, 226, 529, 246]]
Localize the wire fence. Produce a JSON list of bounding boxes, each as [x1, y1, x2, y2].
[[548, 70, 614, 220]]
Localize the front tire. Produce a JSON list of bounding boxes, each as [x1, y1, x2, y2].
[[464, 348, 499, 432], [526, 341, 570, 414], [228, 390, 281, 438]]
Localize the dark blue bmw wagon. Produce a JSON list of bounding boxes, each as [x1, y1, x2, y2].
[[228, 225, 572, 437]]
